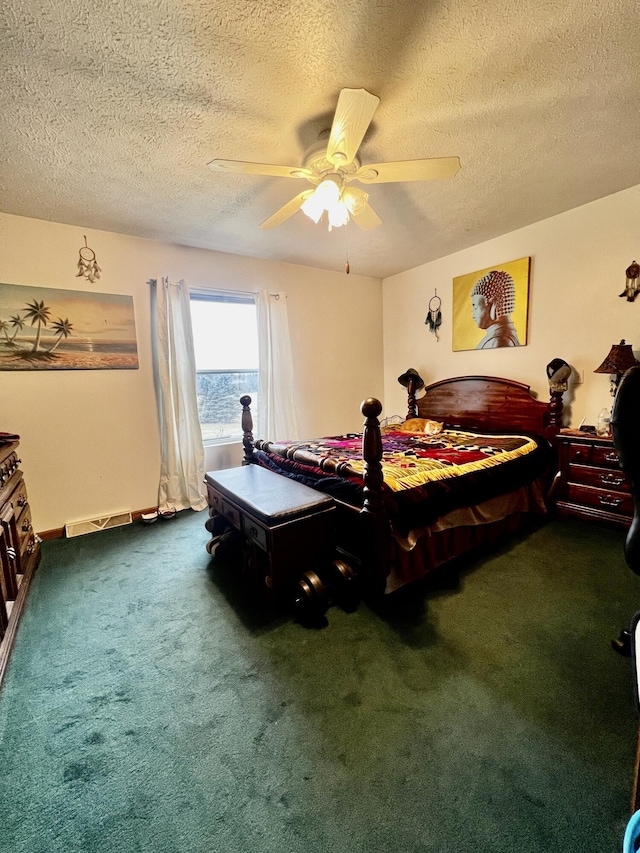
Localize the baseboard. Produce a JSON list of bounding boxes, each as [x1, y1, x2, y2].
[[37, 506, 159, 541]]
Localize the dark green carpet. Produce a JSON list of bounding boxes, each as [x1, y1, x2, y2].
[[0, 511, 638, 852]]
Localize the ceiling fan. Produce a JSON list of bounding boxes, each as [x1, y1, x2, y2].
[[208, 88, 460, 231]]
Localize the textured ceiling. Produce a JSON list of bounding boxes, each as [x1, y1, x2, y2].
[[1, 0, 639, 279]]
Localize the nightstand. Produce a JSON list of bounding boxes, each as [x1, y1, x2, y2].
[[555, 432, 632, 528]]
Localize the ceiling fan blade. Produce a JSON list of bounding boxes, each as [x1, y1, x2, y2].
[[351, 202, 382, 231], [326, 88, 380, 167], [208, 159, 312, 180], [259, 191, 313, 229], [354, 156, 461, 184]]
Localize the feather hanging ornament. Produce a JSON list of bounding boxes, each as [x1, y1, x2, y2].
[[425, 291, 442, 341], [76, 236, 101, 283]]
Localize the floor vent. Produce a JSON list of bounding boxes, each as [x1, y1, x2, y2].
[[65, 511, 133, 538]]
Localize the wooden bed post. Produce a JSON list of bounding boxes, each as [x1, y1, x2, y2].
[[398, 369, 425, 419], [240, 395, 255, 465], [407, 384, 418, 419], [360, 397, 390, 592], [548, 388, 564, 433]]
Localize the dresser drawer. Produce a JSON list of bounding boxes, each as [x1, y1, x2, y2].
[[17, 505, 34, 557], [206, 486, 222, 513], [219, 499, 241, 530], [242, 515, 268, 550], [206, 487, 242, 530], [566, 483, 633, 516], [10, 477, 29, 513], [567, 463, 629, 492]]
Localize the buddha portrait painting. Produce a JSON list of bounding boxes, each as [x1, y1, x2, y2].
[[452, 257, 530, 352]]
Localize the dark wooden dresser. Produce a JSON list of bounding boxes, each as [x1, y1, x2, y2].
[[0, 439, 41, 686], [555, 432, 632, 528]]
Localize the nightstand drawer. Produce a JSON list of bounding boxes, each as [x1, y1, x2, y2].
[[567, 463, 629, 492], [592, 445, 621, 468], [568, 443, 593, 464], [566, 483, 633, 516]]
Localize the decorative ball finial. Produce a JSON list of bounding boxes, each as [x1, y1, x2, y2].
[[361, 397, 382, 418]]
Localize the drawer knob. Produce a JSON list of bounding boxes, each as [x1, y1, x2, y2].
[[17, 494, 27, 507], [604, 452, 619, 463], [249, 526, 258, 537], [22, 519, 31, 533]]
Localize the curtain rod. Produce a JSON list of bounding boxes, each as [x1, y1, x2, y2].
[[150, 280, 280, 298]]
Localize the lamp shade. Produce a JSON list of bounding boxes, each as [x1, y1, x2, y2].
[[397, 368, 425, 390], [594, 340, 639, 375]]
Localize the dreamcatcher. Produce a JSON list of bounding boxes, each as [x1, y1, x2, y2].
[[425, 290, 442, 341], [76, 236, 101, 283]]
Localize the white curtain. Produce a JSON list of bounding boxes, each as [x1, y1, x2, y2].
[[256, 291, 299, 441], [151, 278, 206, 513]]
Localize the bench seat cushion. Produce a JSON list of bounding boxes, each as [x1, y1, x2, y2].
[[205, 465, 333, 526]]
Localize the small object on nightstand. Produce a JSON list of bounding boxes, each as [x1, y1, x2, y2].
[[597, 408, 611, 436]]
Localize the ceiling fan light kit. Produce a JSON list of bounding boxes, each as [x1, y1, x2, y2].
[[299, 175, 369, 231], [208, 87, 460, 233]]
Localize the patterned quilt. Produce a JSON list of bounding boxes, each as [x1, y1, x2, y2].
[[255, 427, 551, 531]]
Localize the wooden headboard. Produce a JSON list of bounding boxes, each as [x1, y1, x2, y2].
[[411, 375, 563, 441]]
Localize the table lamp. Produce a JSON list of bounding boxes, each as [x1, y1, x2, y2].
[[594, 340, 639, 396]]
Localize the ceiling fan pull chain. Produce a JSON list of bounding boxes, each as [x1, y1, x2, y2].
[[344, 228, 350, 274]]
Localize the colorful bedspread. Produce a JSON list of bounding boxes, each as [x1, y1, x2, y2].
[[255, 427, 551, 531]]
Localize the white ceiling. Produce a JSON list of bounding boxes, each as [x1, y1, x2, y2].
[[1, 0, 639, 280]]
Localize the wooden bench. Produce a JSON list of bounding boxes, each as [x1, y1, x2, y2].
[[204, 465, 336, 596]]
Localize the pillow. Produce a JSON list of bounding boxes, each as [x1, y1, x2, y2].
[[400, 418, 443, 436]]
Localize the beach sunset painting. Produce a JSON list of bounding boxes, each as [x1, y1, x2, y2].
[[0, 283, 139, 370]]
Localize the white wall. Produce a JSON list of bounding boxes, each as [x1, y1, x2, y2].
[[0, 213, 383, 534], [382, 184, 640, 427], [6, 184, 638, 534]]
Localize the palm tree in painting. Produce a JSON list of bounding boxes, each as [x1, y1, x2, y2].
[[45, 317, 74, 353], [0, 319, 10, 344], [23, 299, 52, 352], [8, 314, 25, 345]]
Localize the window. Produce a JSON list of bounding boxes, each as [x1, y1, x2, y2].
[[189, 292, 258, 443]]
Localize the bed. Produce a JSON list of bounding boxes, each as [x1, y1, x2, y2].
[[239, 374, 564, 595]]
